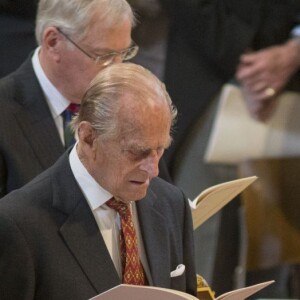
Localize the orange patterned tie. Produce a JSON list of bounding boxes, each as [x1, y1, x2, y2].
[[106, 198, 145, 285]]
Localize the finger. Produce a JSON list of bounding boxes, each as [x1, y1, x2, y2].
[[236, 62, 265, 81], [239, 52, 258, 65], [254, 99, 277, 121], [245, 98, 271, 121], [240, 76, 267, 92], [251, 82, 268, 93], [254, 89, 276, 101]]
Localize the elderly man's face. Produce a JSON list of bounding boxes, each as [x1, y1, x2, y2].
[[87, 95, 172, 204], [56, 11, 132, 103]]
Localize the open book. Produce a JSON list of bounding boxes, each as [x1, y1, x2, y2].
[[189, 176, 257, 230], [205, 84, 300, 164], [89, 280, 274, 300]]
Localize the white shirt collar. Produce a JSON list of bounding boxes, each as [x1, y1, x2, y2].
[[69, 144, 113, 210], [31, 47, 70, 117]]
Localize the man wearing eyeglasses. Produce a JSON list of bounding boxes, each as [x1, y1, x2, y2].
[[0, 0, 171, 198]]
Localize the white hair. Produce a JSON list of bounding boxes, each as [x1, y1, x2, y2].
[[71, 63, 177, 140], [35, 0, 136, 45]]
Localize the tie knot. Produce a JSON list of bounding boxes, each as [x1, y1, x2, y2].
[[66, 103, 80, 114], [106, 198, 130, 217]]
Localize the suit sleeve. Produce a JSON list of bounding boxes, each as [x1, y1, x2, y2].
[[165, 0, 264, 78], [0, 212, 35, 300], [165, 0, 300, 78], [0, 154, 7, 198]]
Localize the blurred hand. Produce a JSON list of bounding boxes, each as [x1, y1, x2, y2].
[[241, 86, 278, 121], [235, 39, 300, 121]]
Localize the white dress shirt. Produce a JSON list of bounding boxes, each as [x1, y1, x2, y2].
[[31, 47, 70, 145], [69, 145, 152, 283]]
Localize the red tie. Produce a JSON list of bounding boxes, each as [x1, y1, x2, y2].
[[106, 198, 145, 285]]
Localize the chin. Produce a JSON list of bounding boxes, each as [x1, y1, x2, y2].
[[126, 190, 148, 203]]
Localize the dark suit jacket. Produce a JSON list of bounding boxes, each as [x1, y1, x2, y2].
[[0, 58, 65, 197], [0, 58, 172, 198], [0, 151, 196, 300], [163, 0, 300, 169]]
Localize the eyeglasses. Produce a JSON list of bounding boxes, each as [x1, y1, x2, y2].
[[57, 27, 139, 67]]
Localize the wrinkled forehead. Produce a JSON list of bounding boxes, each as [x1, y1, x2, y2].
[[119, 91, 170, 122], [116, 95, 172, 145]]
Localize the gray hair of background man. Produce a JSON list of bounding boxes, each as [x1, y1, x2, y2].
[[71, 62, 177, 140], [35, 0, 136, 45]]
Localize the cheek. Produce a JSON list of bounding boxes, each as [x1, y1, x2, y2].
[[103, 157, 127, 182], [103, 165, 130, 195], [77, 65, 98, 85], [65, 54, 101, 85], [110, 161, 137, 186]]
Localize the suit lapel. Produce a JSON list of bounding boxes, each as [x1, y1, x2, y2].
[[52, 154, 120, 294], [137, 190, 171, 288], [59, 200, 121, 294], [13, 59, 64, 168], [50, 153, 172, 292]]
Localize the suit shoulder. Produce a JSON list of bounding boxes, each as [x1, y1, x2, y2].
[[0, 171, 51, 213], [150, 177, 187, 207], [0, 58, 36, 104]]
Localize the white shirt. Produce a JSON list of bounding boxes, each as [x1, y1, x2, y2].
[[31, 47, 70, 145], [69, 145, 152, 282]]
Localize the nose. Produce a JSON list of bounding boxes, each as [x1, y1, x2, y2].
[[112, 54, 123, 64], [141, 152, 160, 178]]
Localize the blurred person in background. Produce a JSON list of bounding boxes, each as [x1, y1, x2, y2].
[[163, 0, 300, 298], [128, 0, 169, 80]]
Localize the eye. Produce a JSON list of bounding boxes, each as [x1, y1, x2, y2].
[[125, 149, 152, 161], [123, 147, 165, 161], [97, 52, 116, 59]]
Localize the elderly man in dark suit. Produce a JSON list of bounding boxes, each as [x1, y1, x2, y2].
[[0, 63, 197, 300], [0, 0, 171, 199], [0, 0, 135, 197]]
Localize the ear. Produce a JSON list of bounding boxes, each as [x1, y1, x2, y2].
[[41, 26, 63, 62], [77, 121, 98, 155]]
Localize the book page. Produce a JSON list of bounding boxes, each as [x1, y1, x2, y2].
[[89, 284, 199, 300], [216, 280, 274, 300], [190, 176, 257, 229], [205, 84, 300, 164]]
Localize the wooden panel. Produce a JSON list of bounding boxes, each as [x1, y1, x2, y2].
[[239, 157, 300, 271]]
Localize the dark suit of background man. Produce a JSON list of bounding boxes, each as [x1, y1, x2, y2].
[[0, 0, 38, 77], [0, 0, 171, 199], [0, 62, 196, 300]]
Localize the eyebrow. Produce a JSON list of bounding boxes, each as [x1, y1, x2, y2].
[[123, 140, 171, 152]]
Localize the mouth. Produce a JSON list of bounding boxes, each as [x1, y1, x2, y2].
[[129, 178, 150, 186]]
